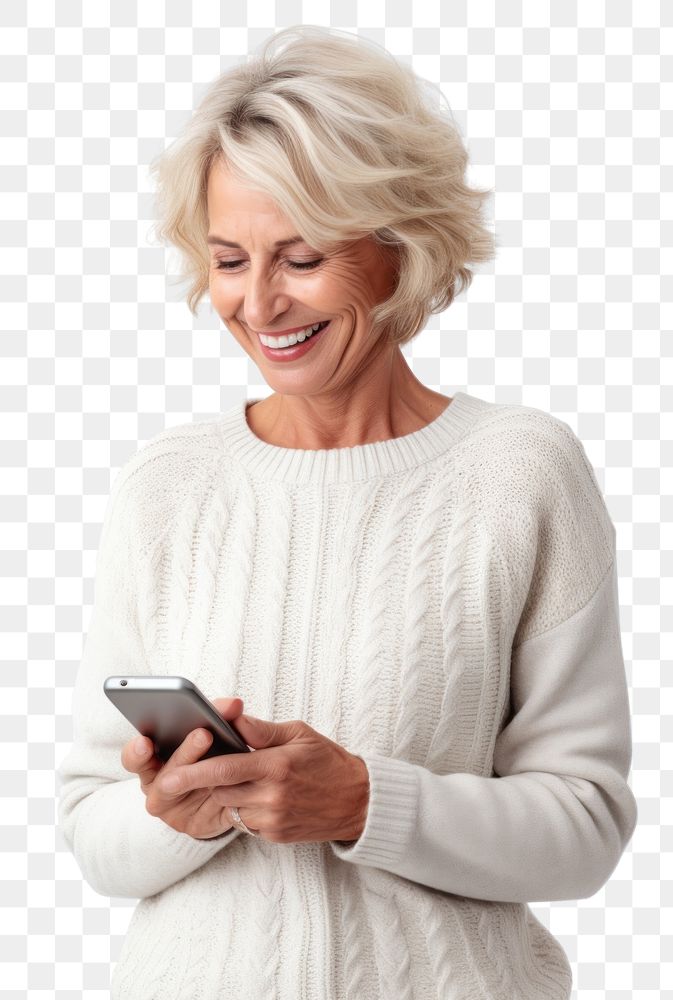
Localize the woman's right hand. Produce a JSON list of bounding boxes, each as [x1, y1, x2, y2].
[[121, 697, 245, 840]]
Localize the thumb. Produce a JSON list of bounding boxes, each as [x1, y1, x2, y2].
[[233, 713, 304, 749], [211, 696, 244, 720]]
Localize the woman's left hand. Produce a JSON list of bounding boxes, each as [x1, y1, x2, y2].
[[156, 712, 370, 844]]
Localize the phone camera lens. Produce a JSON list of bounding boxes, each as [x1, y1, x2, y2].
[[120, 679, 127, 686]]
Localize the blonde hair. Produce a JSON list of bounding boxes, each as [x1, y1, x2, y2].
[[149, 24, 497, 347]]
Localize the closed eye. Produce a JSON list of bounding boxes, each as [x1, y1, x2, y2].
[[215, 259, 323, 271]]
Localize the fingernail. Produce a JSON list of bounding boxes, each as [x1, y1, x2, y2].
[[134, 737, 146, 755]]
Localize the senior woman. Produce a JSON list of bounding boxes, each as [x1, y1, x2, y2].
[[57, 24, 637, 1000]]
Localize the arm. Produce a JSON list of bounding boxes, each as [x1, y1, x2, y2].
[[56, 466, 241, 901], [330, 417, 638, 903], [330, 558, 637, 902]]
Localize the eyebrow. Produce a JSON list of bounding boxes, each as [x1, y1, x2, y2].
[[206, 235, 305, 249]]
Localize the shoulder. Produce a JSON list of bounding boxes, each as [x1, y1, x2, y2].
[[456, 398, 613, 533], [455, 397, 598, 483], [114, 416, 225, 491], [454, 398, 617, 644], [99, 417, 228, 554]]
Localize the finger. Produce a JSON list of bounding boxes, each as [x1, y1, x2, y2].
[[157, 746, 262, 797], [121, 698, 243, 791], [164, 726, 215, 771], [121, 735, 162, 789], [210, 782, 256, 807], [140, 727, 216, 805], [210, 697, 246, 745], [211, 696, 244, 719], [228, 714, 303, 750]]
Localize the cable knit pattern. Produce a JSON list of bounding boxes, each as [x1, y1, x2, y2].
[[427, 498, 472, 772], [56, 391, 638, 999], [339, 867, 374, 999]]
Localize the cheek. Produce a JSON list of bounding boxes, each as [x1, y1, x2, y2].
[[341, 278, 381, 314], [208, 275, 233, 313], [317, 265, 378, 313]]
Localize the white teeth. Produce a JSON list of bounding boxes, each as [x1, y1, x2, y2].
[[259, 322, 326, 349]]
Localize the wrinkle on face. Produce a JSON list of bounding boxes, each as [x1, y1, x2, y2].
[[206, 157, 395, 352], [204, 155, 444, 450]]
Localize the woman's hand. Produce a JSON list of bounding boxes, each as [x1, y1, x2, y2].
[[150, 713, 371, 845], [120, 697, 245, 841]]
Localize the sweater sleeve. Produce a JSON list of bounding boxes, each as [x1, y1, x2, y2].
[[330, 558, 637, 902], [330, 420, 638, 903], [56, 462, 242, 901]]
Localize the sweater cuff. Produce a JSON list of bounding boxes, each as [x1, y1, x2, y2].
[[329, 751, 418, 868]]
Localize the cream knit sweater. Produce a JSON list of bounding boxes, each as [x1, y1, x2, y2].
[[56, 390, 637, 999]]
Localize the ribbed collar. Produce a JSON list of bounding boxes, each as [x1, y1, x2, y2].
[[216, 391, 491, 485]]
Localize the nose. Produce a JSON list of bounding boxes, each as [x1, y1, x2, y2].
[[242, 262, 293, 332]]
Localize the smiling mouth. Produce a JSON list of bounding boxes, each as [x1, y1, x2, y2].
[[257, 321, 330, 349]]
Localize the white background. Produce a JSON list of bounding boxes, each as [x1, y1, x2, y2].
[[1, 0, 668, 996]]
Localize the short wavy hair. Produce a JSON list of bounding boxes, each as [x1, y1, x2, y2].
[[149, 24, 497, 347]]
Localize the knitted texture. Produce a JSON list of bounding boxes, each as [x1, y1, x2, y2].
[[56, 391, 637, 999]]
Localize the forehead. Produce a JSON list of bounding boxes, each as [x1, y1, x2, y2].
[[206, 158, 288, 226]]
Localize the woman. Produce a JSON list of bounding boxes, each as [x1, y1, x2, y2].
[[57, 24, 637, 999]]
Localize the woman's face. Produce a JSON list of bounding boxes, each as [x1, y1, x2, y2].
[[206, 158, 398, 397]]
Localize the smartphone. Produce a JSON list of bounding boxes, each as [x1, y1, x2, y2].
[[103, 675, 251, 763]]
